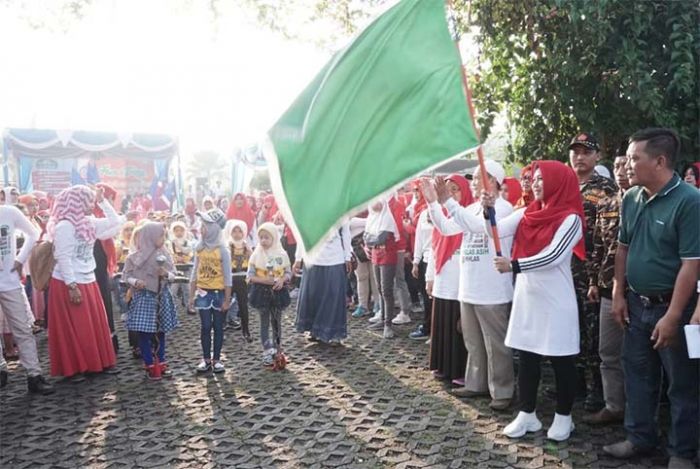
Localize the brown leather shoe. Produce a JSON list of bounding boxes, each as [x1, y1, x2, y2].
[[489, 398, 511, 411], [450, 387, 489, 398], [603, 440, 653, 459], [582, 408, 624, 425]]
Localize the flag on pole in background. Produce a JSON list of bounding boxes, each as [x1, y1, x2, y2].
[[264, 0, 479, 254]]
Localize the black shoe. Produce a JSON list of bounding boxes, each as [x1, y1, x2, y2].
[[0, 370, 8, 388], [28, 375, 55, 395]]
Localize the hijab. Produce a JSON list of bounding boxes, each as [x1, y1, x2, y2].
[[502, 177, 522, 206], [249, 222, 290, 271], [1, 186, 18, 205], [226, 193, 256, 232], [432, 174, 473, 274], [47, 185, 96, 242], [261, 195, 279, 222], [124, 221, 174, 293], [196, 219, 223, 252], [225, 219, 248, 249], [512, 160, 586, 261], [410, 179, 427, 227], [364, 197, 400, 240], [515, 164, 535, 208]]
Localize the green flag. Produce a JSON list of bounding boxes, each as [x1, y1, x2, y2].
[[265, 0, 479, 253]]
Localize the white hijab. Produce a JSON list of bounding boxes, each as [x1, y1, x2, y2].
[[364, 197, 400, 240], [248, 222, 290, 271]]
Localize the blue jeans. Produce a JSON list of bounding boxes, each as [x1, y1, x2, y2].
[[199, 309, 225, 361], [622, 292, 699, 458]]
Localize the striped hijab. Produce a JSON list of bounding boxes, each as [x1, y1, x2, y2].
[[47, 185, 96, 242]]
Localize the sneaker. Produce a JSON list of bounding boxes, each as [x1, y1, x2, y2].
[[262, 353, 274, 367], [408, 325, 429, 340], [368, 310, 383, 323], [352, 306, 368, 318], [368, 320, 384, 330], [503, 411, 542, 438], [411, 302, 423, 313], [391, 311, 411, 325], [196, 360, 211, 373], [231, 319, 242, 331], [425, 338, 431, 345], [159, 363, 172, 379], [667, 456, 696, 469], [489, 398, 512, 411], [146, 365, 162, 381], [290, 288, 299, 299], [27, 375, 55, 395], [212, 362, 225, 373], [547, 413, 575, 442], [382, 325, 395, 339]]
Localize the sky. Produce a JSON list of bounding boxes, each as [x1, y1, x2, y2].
[[0, 0, 336, 161]]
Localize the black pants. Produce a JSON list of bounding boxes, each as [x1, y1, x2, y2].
[[416, 261, 432, 333], [518, 350, 577, 415], [232, 276, 250, 337]]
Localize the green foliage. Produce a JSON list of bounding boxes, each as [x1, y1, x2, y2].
[[186, 150, 230, 184], [468, 0, 700, 165]]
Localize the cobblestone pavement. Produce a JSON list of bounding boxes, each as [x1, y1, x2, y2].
[[0, 304, 673, 468]]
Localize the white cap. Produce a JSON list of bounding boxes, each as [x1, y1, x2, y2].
[[473, 159, 506, 185]]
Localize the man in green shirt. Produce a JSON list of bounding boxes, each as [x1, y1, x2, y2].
[[604, 128, 700, 469]]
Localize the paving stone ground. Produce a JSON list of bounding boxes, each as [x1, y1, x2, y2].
[[0, 303, 673, 468]]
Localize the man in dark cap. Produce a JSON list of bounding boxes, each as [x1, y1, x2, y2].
[[568, 132, 617, 411]]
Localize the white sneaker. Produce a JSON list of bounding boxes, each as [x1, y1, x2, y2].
[[383, 326, 395, 339], [503, 411, 542, 438], [212, 361, 225, 373], [547, 413, 574, 441], [368, 310, 383, 323], [289, 288, 299, 299], [391, 311, 411, 325], [195, 360, 211, 373]]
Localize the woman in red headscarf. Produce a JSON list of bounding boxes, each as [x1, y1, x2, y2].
[[481, 160, 584, 442], [92, 183, 121, 352], [501, 177, 522, 207], [515, 165, 535, 208], [226, 193, 256, 235], [422, 174, 472, 382]]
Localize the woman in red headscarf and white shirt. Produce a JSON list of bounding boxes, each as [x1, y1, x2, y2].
[[481, 160, 585, 442], [424, 174, 472, 383]]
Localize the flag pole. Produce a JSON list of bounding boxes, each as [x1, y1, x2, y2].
[[448, 0, 503, 256]]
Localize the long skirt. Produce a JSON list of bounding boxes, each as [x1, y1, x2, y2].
[[429, 297, 467, 381], [295, 263, 347, 342], [47, 278, 117, 377]]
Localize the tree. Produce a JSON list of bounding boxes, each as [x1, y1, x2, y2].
[[248, 169, 271, 192], [186, 150, 230, 186], [467, 0, 700, 164]]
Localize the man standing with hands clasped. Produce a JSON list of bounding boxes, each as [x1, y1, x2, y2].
[[603, 128, 700, 469]]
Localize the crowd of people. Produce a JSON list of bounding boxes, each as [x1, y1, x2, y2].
[[0, 127, 698, 468]]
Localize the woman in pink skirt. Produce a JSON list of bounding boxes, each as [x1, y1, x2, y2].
[[46, 185, 125, 381]]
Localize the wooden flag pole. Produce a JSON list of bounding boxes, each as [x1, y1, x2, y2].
[[448, 1, 503, 256]]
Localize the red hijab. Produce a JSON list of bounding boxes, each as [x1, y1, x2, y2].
[[262, 195, 279, 222], [502, 177, 522, 206], [226, 192, 256, 232], [410, 179, 427, 227], [512, 160, 585, 261], [515, 164, 535, 208], [93, 183, 119, 275], [432, 174, 473, 274]]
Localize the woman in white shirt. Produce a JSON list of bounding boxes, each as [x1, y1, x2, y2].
[[482, 160, 584, 442], [46, 185, 125, 381], [426, 174, 471, 383], [293, 224, 353, 344]]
